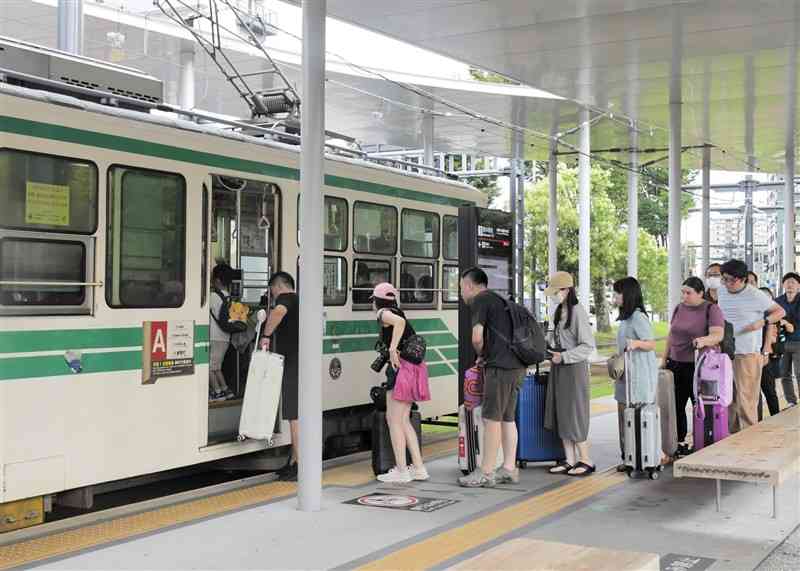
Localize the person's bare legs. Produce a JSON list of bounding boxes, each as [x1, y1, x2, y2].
[[500, 421, 518, 472], [481, 419, 502, 474], [402, 412, 424, 468], [386, 392, 409, 469]]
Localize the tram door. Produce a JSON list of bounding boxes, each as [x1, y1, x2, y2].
[[207, 175, 278, 445], [456, 206, 513, 404]]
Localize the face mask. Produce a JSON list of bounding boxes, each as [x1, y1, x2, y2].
[[706, 277, 721, 290]]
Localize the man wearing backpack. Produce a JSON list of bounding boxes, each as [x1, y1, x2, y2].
[[457, 267, 526, 488], [718, 260, 785, 432]]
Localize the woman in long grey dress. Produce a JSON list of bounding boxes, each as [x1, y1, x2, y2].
[[544, 271, 597, 477], [612, 276, 660, 471]]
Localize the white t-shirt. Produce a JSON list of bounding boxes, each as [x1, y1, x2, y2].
[[717, 285, 774, 354], [210, 288, 231, 342]]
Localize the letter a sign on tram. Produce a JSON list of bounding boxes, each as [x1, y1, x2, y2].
[[142, 320, 195, 384]]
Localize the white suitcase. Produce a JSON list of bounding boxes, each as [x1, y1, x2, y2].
[[458, 404, 504, 474], [238, 349, 284, 442], [622, 351, 664, 480]]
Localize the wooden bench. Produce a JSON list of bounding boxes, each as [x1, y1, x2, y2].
[[448, 538, 659, 571], [674, 405, 800, 518]]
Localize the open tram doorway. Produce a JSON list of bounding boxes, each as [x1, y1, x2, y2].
[[207, 174, 280, 446]]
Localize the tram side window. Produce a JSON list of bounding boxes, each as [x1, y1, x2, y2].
[[442, 265, 460, 304], [324, 256, 347, 306], [400, 262, 435, 305], [401, 209, 439, 259], [443, 215, 458, 260], [0, 239, 85, 306], [353, 202, 397, 255], [324, 196, 348, 252], [353, 259, 392, 306], [107, 167, 187, 308], [0, 149, 98, 234]]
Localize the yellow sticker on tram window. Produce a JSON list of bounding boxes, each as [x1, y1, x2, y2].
[[25, 182, 70, 226]]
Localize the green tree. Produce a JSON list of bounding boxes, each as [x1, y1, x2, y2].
[[606, 166, 695, 247], [525, 164, 624, 331], [464, 157, 501, 207]]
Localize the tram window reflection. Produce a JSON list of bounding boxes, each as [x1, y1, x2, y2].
[[107, 166, 186, 308], [353, 202, 397, 255]]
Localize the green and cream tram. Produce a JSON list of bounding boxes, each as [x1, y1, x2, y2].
[[0, 53, 483, 518]]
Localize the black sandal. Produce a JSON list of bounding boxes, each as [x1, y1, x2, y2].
[[548, 461, 573, 474], [567, 462, 596, 477]]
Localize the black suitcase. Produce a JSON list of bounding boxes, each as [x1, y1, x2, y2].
[[371, 410, 422, 476]]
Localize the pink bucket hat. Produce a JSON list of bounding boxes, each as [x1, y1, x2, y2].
[[370, 282, 399, 301]]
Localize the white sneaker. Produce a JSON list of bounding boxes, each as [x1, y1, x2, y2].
[[377, 466, 412, 483], [411, 465, 430, 481]]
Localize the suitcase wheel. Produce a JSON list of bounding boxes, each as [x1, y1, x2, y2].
[[518, 460, 528, 470], [649, 470, 660, 480], [461, 469, 470, 476], [237, 434, 246, 442]]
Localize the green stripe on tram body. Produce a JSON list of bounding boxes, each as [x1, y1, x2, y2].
[[0, 320, 458, 381], [0, 116, 473, 207]]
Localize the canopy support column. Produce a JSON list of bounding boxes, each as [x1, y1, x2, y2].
[[702, 145, 711, 273], [627, 126, 639, 278], [578, 108, 591, 310], [57, 0, 83, 54], [298, 0, 325, 513], [422, 112, 434, 167]]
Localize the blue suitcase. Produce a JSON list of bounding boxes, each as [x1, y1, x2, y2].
[[516, 372, 565, 468]]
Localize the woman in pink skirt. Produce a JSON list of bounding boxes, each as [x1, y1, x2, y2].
[[371, 282, 431, 484]]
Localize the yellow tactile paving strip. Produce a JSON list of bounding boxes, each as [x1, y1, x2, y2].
[[355, 468, 626, 571], [0, 481, 298, 570], [0, 438, 457, 570]]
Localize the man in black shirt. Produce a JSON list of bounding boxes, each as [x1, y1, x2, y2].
[[458, 267, 525, 488], [261, 271, 299, 481]]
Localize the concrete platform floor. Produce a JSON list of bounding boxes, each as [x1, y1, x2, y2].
[[20, 398, 800, 570]]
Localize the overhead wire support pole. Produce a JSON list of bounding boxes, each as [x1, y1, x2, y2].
[[57, 0, 83, 55], [786, 13, 798, 277], [298, 0, 325, 513]]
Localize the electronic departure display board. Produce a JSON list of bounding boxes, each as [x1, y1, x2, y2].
[[476, 209, 513, 299]]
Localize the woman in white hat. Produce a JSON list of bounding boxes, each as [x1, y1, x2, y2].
[[371, 282, 430, 484], [543, 271, 597, 476]]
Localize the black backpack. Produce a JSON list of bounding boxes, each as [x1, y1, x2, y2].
[[211, 288, 248, 334], [490, 292, 547, 366]]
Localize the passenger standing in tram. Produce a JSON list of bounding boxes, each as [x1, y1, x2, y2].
[[209, 263, 236, 401], [260, 272, 300, 481], [775, 272, 800, 407], [661, 277, 725, 454], [371, 282, 430, 483], [543, 272, 597, 477], [612, 277, 662, 468]]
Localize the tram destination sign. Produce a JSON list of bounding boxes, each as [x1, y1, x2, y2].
[[142, 320, 195, 384]]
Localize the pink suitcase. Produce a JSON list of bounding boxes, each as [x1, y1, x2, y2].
[[693, 403, 729, 451]]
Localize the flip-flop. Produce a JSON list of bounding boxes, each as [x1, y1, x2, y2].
[[567, 462, 596, 477], [548, 461, 573, 474]]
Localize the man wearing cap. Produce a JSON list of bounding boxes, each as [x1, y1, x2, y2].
[[458, 266, 525, 488]]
